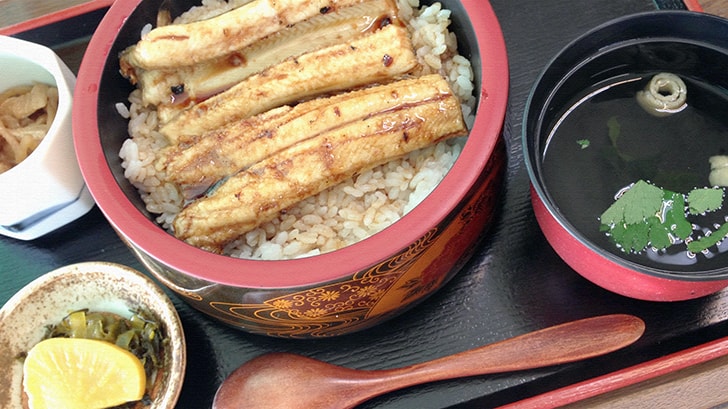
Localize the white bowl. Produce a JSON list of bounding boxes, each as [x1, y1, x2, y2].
[[0, 261, 186, 409], [0, 35, 94, 240]]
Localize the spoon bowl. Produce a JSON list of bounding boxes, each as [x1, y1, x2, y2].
[[213, 314, 645, 409]]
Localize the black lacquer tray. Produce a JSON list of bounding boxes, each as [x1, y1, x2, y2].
[[4, 0, 728, 407]]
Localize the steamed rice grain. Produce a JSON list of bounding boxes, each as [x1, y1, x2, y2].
[[119, 0, 476, 260]]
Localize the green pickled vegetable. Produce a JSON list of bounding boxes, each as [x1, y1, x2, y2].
[[45, 309, 165, 395]]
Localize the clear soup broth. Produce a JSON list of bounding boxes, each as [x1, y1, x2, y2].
[[542, 61, 728, 272]]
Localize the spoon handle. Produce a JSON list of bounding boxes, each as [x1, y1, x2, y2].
[[373, 314, 644, 389], [213, 314, 644, 409]]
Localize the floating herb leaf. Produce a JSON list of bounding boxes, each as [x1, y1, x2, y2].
[[576, 139, 590, 149], [662, 190, 692, 240], [600, 180, 728, 255], [687, 187, 724, 215], [600, 180, 663, 226], [605, 217, 649, 253], [687, 223, 728, 254], [647, 215, 673, 250], [607, 116, 621, 146], [607, 116, 636, 162]]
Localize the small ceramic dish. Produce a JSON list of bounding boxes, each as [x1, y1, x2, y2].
[[0, 35, 94, 240], [0, 261, 186, 408]]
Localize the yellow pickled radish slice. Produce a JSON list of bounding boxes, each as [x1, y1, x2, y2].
[[23, 337, 146, 409]]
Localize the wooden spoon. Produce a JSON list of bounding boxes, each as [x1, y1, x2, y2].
[[213, 314, 645, 409]]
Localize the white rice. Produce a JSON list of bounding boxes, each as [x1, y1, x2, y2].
[[118, 0, 476, 260]]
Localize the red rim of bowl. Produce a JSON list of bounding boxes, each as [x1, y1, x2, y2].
[[73, 0, 509, 288]]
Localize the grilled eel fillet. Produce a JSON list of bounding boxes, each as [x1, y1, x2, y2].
[[159, 23, 418, 141], [122, 0, 400, 109], [172, 77, 467, 253], [161, 74, 453, 200], [122, 0, 366, 70]]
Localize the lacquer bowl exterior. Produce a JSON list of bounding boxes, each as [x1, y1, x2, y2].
[[524, 11, 728, 302], [73, 0, 508, 338]]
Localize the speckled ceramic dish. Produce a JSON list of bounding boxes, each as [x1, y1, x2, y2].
[[0, 261, 186, 409]]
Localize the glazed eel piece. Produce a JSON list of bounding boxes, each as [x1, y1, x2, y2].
[[161, 74, 453, 200], [121, 0, 366, 70], [159, 23, 418, 141], [122, 0, 401, 110], [172, 76, 467, 253]]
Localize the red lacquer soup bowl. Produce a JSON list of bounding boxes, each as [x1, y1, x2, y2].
[[524, 11, 728, 302]]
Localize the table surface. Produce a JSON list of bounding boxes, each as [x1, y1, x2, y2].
[[4, 1, 728, 408], [699, 0, 728, 15]]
